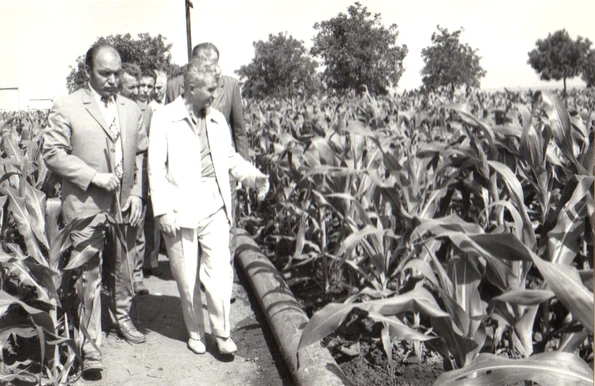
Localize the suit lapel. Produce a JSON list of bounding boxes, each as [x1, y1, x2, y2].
[[116, 96, 130, 156], [82, 88, 116, 141], [212, 83, 225, 110]]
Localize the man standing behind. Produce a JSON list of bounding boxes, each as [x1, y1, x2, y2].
[[118, 63, 152, 295], [149, 57, 269, 355], [150, 69, 168, 112], [43, 44, 147, 374], [165, 43, 247, 158], [118, 63, 141, 101], [137, 68, 156, 109]]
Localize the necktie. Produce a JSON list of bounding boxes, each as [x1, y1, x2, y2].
[[102, 97, 123, 180]]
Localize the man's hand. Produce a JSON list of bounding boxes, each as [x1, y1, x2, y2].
[[91, 173, 120, 192], [121, 196, 143, 227], [254, 175, 269, 202], [158, 213, 179, 237]]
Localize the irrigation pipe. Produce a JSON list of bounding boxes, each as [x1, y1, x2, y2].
[[234, 228, 350, 386]]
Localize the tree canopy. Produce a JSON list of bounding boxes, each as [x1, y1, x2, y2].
[[582, 49, 595, 88], [66, 33, 179, 94], [527, 29, 592, 97], [310, 2, 408, 95], [235, 32, 320, 99], [420, 26, 486, 96]]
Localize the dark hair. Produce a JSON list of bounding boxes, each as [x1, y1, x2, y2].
[[140, 68, 157, 81], [85, 43, 118, 70], [120, 62, 141, 80], [191, 42, 220, 60]]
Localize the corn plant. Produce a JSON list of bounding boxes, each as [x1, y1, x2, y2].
[[0, 112, 127, 385], [245, 89, 594, 384]]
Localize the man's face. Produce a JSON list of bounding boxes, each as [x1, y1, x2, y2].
[[138, 76, 155, 103], [119, 73, 139, 100], [153, 72, 168, 103], [86, 47, 121, 98], [188, 74, 218, 113]]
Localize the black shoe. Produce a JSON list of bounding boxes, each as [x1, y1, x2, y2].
[[143, 267, 163, 277], [134, 281, 149, 296], [117, 319, 146, 344]]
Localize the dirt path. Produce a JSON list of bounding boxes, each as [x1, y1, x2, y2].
[[75, 254, 294, 386]]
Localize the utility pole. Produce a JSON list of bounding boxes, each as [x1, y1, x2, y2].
[[185, 0, 193, 61]]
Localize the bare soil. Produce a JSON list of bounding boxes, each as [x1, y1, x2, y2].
[[71, 255, 293, 386], [5, 253, 293, 386]]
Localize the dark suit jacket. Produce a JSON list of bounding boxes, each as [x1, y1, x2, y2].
[[212, 75, 249, 158], [165, 74, 248, 158], [165, 74, 184, 105], [43, 87, 148, 224]]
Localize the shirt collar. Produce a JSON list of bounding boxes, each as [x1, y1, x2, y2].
[[171, 96, 213, 125], [88, 82, 115, 105]]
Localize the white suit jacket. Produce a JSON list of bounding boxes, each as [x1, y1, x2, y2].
[[148, 97, 263, 228]]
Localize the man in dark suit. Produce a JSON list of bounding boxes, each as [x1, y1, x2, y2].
[[165, 43, 248, 158], [43, 44, 148, 374], [117, 62, 153, 295]]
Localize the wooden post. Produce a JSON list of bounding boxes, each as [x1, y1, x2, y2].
[[186, 0, 193, 61]]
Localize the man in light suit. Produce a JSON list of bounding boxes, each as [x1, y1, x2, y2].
[[165, 43, 249, 302], [43, 44, 148, 374], [149, 57, 269, 356]]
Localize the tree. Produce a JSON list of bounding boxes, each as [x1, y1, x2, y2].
[[311, 2, 408, 95], [66, 33, 180, 93], [581, 49, 595, 88], [527, 29, 592, 98], [236, 32, 320, 99], [420, 26, 486, 97]]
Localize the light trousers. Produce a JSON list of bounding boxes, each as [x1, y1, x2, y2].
[[163, 207, 233, 339], [69, 213, 136, 356]]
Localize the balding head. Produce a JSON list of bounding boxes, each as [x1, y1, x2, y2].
[[84, 44, 122, 98], [191, 42, 221, 82], [191, 42, 219, 61], [85, 44, 120, 71]]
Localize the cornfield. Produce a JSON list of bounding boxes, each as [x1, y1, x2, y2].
[[243, 88, 594, 385], [0, 87, 594, 385]]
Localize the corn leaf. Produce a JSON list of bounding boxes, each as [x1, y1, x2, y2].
[[24, 181, 49, 249], [48, 214, 97, 272], [547, 175, 592, 265], [44, 197, 62, 250], [530, 253, 594, 334], [298, 287, 448, 350], [492, 289, 555, 305], [0, 290, 54, 333], [448, 233, 519, 290], [63, 244, 101, 271], [402, 259, 440, 289], [429, 315, 480, 368], [487, 160, 536, 249], [433, 351, 593, 386], [0, 186, 46, 266], [368, 311, 436, 342]]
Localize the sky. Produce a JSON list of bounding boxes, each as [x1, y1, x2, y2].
[[1, 0, 594, 105]]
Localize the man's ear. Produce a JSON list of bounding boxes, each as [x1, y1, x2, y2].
[[84, 65, 91, 79], [186, 83, 194, 95]]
